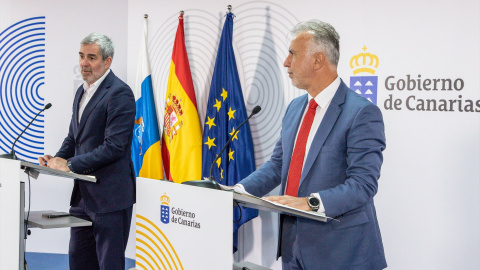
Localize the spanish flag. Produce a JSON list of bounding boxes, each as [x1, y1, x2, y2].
[[131, 16, 163, 179], [162, 14, 202, 182]]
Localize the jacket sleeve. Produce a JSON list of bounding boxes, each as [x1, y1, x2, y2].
[[238, 101, 296, 197], [319, 103, 386, 218], [239, 132, 283, 197]]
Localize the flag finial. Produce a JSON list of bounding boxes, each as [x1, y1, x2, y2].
[[144, 14, 148, 19], [227, 5, 232, 13]]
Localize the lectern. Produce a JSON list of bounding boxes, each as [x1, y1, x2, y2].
[[135, 178, 328, 270], [0, 158, 95, 270]]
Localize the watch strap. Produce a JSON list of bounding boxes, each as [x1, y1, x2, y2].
[[66, 159, 74, 172]]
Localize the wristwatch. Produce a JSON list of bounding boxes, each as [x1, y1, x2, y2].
[[307, 193, 320, 211], [66, 159, 74, 172]]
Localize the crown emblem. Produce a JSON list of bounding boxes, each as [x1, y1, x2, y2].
[[350, 46, 379, 75], [160, 193, 170, 205]]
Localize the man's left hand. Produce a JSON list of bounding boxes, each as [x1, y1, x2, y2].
[[47, 157, 70, 172], [264, 195, 310, 211]]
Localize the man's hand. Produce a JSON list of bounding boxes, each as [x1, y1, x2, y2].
[[46, 157, 70, 172], [38, 155, 54, 167], [264, 195, 310, 211]]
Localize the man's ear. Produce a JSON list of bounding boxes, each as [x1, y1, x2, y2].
[[104, 57, 112, 69], [313, 52, 325, 70]]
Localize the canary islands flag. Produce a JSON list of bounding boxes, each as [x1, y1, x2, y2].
[[131, 17, 163, 179], [162, 14, 202, 183], [202, 12, 258, 252]]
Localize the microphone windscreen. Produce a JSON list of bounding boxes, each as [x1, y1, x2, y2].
[[45, 103, 52, 110], [252, 105, 261, 115]]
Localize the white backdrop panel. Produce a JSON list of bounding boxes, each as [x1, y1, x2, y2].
[[0, 0, 478, 269]]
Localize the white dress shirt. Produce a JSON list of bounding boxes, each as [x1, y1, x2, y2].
[[237, 77, 341, 213], [78, 69, 111, 122]]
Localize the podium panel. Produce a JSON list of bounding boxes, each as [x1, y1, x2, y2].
[[136, 178, 233, 270], [0, 158, 22, 270], [0, 158, 95, 270]]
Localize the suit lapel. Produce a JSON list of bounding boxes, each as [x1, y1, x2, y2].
[[300, 80, 348, 185], [72, 86, 84, 136], [76, 71, 114, 137]]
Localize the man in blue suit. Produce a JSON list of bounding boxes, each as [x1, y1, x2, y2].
[[39, 33, 136, 270], [237, 20, 387, 269]]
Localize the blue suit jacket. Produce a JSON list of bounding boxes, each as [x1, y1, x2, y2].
[[56, 71, 136, 214], [239, 80, 387, 269]]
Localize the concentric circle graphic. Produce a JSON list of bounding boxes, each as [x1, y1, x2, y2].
[[149, 2, 299, 166], [136, 214, 183, 270], [0, 17, 46, 163]]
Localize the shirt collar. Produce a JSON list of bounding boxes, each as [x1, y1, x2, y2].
[[83, 69, 111, 93], [308, 76, 341, 108]]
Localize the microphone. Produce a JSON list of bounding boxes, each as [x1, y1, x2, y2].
[[183, 105, 261, 189], [0, 103, 52, 160], [208, 105, 261, 180]]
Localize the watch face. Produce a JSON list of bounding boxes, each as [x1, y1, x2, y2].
[[309, 197, 320, 207]]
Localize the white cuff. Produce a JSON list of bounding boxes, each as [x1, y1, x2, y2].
[[233, 184, 246, 194]]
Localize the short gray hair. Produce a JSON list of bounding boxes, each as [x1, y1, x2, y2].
[[290, 20, 340, 66], [81, 33, 115, 60]]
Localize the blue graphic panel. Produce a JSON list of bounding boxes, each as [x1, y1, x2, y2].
[[0, 17, 46, 163], [350, 76, 378, 105], [160, 205, 169, 224]]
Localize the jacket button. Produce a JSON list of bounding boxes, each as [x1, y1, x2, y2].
[[77, 144, 81, 147]]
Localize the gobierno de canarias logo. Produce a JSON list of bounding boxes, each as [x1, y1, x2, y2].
[[159, 192, 201, 229], [160, 193, 170, 224], [349, 46, 379, 105]]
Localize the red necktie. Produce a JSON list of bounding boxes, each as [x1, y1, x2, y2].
[[285, 99, 318, 196]]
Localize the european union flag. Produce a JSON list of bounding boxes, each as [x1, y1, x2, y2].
[[202, 12, 258, 253]]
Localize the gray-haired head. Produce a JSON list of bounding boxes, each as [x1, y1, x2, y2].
[[81, 33, 115, 61], [290, 20, 340, 66]]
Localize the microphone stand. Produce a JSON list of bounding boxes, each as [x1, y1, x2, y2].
[[0, 149, 17, 160], [0, 103, 52, 160], [182, 127, 241, 190]]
